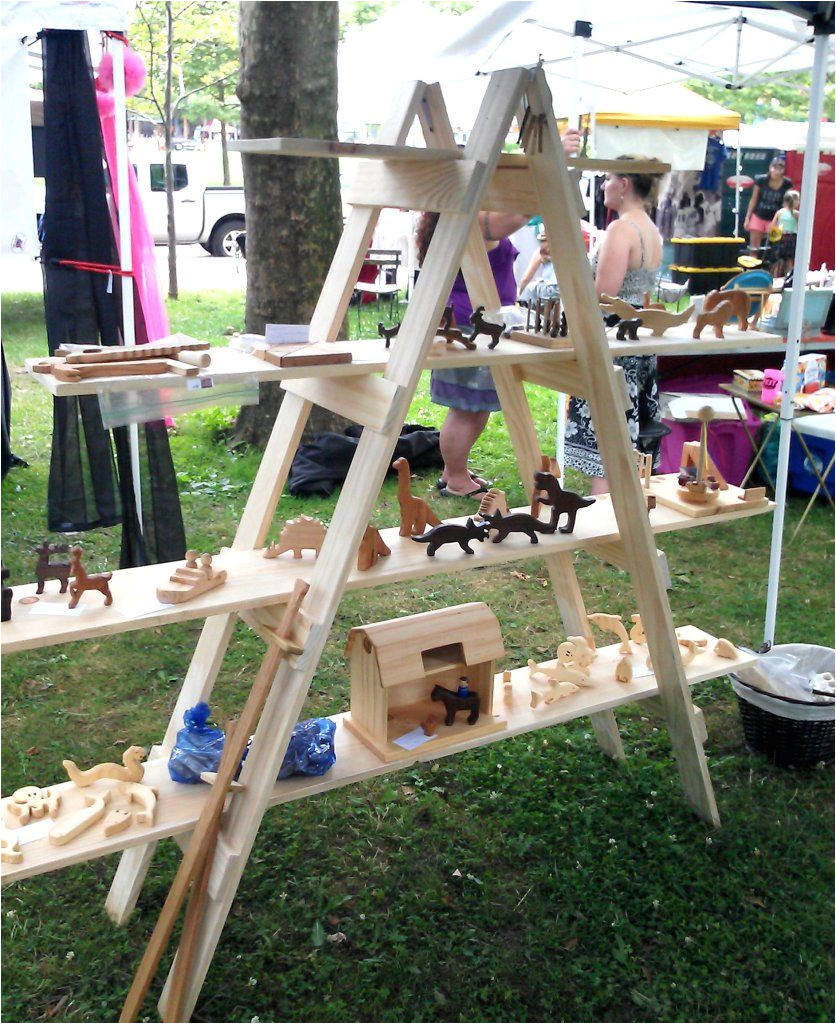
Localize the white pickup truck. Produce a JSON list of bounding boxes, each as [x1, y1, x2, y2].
[[133, 153, 246, 257]]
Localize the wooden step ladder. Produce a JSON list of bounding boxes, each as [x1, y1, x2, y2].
[[109, 68, 718, 1022]]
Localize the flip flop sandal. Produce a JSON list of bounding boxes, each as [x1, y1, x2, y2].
[[437, 476, 493, 491], [438, 484, 489, 498]]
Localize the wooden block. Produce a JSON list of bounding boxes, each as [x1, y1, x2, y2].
[[252, 341, 352, 368]]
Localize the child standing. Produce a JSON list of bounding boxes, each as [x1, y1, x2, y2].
[[770, 189, 800, 278]]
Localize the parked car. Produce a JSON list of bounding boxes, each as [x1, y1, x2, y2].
[[133, 153, 245, 257]]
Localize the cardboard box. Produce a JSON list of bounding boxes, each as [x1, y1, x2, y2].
[[794, 353, 827, 396], [733, 369, 764, 393]]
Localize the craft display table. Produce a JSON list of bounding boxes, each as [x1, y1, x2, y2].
[[2, 68, 778, 1023]]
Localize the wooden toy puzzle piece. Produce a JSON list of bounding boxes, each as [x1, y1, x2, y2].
[[532, 470, 594, 533], [118, 782, 158, 826], [430, 683, 480, 726], [63, 745, 146, 788], [468, 305, 505, 349], [103, 807, 133, 837], [49, 790, 111, 846], [393, 458, 441, 537], [357, 526, 391, 571], [477, 488, 509, 520], [377, 321, 400, 348], [704, 288, 749, 330], [693, 298, 734, 339], [67, 546, 113, 609], [615, 656, 633, 684], [34, 541, 71, 595], [5, 785, 62, 828], [629, 614, 646, 645], [264, 516, 327, 559], [713, 637, 739, 659], [157, 551, 228, 604], [587, 613, 632, 655], [1, 832, 23, 863], [412, 517, 490, 556]]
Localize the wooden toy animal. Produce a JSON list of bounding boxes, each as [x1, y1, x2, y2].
[[431, 683, 480, 725], [63, 744, 146, 787], [482, 509, 556, 545], [529, 680, 580, 708], [567, 636, 597, 668], [558, 311, 568, 337], [0, 833, 22, 864], [476, 487, 509, 520], [532, 471, 595, 534], [357, 526, 391, 571], [49, 790, 111, 846], [704, 288, 750, 330], [599, 295, 639, 319], [714, 637, 739, 659], [377, 321, 400, 348], [34, 541, 71, 595], [103, 808, 133, 837], [1, 564, 11, 622], [587, 613, 632, 655], [615, 656, 633, 684], [693, 298, 733, 339], [630, 304, 695, 336], [629, 614, 646, 645], [616, 317, 642, 341], [527, 659, 586, 688], [264, 516, 327, 559], [119, 781, 158, 825], [412, 517, 490, 556], [603, 312, 622, 329], [468, 305, 505, 349], [393, 457, 441, 537], [67, 546, 113, 609], [5, 785, 61, 827], [437, 305, 475, 348]]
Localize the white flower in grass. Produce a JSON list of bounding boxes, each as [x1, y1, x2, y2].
[[248, 977, 258, 987], [65, 951, 75, 961]]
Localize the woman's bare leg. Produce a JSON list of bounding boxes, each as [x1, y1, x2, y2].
[[439, 408, 491, 493], [590, 476, 609, 496]]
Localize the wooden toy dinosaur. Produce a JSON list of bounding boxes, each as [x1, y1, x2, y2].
[[392, 457, 441, 537], [532, 470, 595, 534], [67, 546, 113, 609], [357, 526, 391, 571], [412, 517, 490, 556], [482, 509, 556, 545], [377, 321, 400, 348], [264, 516, 327, 559], [63, 745, 147, 787]]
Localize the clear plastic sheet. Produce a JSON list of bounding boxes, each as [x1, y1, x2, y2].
[[97, 376, 259, 428]]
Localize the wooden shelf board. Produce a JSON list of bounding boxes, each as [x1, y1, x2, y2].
[[0, 496, 773, 655], [24, 327, 811, 398], [0, 627, 756, 885]]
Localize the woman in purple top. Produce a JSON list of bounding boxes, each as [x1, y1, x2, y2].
[[416, 210, 529, 497]]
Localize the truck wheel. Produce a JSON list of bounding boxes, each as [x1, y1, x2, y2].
[[209, 217, 245, 258]]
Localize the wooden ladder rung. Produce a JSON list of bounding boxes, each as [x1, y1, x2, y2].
[[281, 374, 402, 433]]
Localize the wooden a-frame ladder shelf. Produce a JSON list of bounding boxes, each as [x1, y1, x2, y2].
[[0, 68, 772, 1023]]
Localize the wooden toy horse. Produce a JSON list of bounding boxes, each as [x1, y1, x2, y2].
[[68, 546, 113, 609]]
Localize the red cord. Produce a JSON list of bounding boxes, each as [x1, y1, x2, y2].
[[103, 31, 130, 46], [54, 259, 133, 278]]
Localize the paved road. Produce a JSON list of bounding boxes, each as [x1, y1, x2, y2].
[[1, 244, 247, 295]]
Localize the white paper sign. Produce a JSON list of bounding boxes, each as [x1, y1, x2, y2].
[[265, 324, 310, 345], [392, 726, 434, 751]]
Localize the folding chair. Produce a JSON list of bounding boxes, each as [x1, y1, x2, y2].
[[790, 413, 835, 540], [353, 248, 401, 329]]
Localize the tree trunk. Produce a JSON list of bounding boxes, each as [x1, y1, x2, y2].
[[235, 1, 347, 446], [164, 1, 178, 300], [219, 81, 231, 186]]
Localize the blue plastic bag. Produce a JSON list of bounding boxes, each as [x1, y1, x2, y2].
[[277, 717, 337, 780], [168, 703, 226, 784]]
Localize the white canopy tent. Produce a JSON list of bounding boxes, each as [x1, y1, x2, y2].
[[404, 0, 833, 650]]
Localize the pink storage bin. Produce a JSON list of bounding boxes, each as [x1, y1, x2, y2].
[[659, 372, 762, 486]]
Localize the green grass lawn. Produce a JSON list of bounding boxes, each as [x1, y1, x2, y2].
[[1, 290, 833, 1023]]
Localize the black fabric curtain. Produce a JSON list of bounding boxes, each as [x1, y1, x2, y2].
[[40, 30, 185, 567]]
